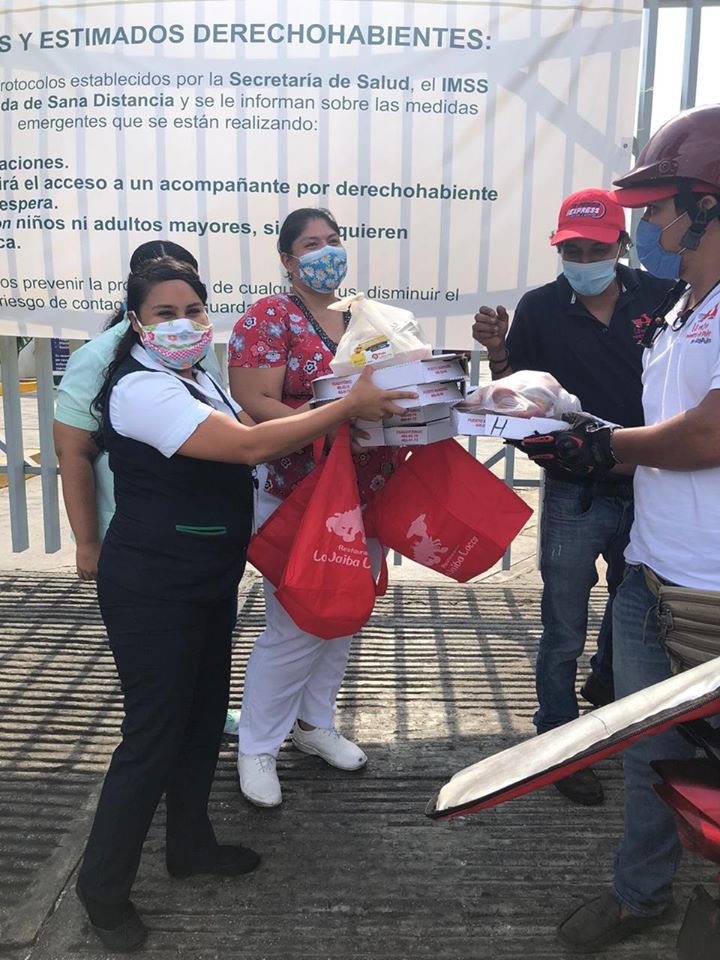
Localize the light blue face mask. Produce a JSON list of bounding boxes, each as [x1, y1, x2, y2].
[[294, 245, 348, 293], [635, 215, 685, 280], [561, 255, 618, 297]]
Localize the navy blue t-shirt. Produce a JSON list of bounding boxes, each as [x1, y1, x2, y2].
[[506, 265, 673, 428]]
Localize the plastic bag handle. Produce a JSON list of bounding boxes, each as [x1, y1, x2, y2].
[[375, 553, 389, 597], [311, 422, 351, 464], [368, 448, 408, 596], [312, 436, 326, 463], [331, 291, 397, 342], [356, 298, 396, 342]]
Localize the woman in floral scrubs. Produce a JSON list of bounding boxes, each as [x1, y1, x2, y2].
[[229, 208, 399, 807]]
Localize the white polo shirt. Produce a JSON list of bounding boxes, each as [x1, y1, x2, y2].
[[109, 343, 240, 458], [625, 285, 720, 589]]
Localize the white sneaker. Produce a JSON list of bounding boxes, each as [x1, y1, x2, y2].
[[237, 752, 282, 807], [291, 723, 368, 770]]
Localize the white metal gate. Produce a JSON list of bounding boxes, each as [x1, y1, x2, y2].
[[1, 0, 715, 558]]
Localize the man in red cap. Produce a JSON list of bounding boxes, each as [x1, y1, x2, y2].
[[473, 188, 673, 806], [519, 105, 720, 952]]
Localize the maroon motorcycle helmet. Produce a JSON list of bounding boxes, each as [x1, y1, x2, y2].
[[614, 103, 720, 207], [613, 105, 720, 254]]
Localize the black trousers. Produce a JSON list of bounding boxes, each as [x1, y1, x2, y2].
[[78, 579, 237, 904]]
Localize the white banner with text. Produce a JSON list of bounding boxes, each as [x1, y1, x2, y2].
[[0, 0, 642, 344]]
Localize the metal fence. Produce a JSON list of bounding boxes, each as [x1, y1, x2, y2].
[[0, 343, 537, 569], [0, 337, 60, 553], [0, 0, 713, 562], [628, 0, 716, 253]]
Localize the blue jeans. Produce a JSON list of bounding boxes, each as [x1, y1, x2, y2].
[[612, 563, 696, 916], [535, 476, 633, 734]]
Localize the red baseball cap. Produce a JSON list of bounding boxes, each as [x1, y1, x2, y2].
[[550, 188, 626, 246], [612, 180, 720, 208]]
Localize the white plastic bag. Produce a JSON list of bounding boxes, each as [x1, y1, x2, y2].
[[328, 292, 433, 375], [457, 370, 581, 419]]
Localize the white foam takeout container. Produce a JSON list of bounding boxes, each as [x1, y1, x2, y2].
[[312, 379, 465, 411], [451, 408, 568, 440], [311, 353, 469, 401], [355, 417, 456, 448], [354, 401, 455, 428]]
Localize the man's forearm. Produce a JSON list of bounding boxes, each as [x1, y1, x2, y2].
[[613, 402, 720, 470]]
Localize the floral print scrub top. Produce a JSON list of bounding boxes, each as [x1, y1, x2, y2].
[[228, 293, 400, 502]]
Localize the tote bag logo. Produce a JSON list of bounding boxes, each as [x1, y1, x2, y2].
[[407, 512, 482, 574], [407, 514, 449, 565], [315, 506, 371, 569], [326, 507, 366, 544]]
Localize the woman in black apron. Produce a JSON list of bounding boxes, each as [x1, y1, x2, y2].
[[75, 257, 414, 951]]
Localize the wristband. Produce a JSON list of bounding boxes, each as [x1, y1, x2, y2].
[[608, 427, 623, 465], [488, 349, 509, 366]]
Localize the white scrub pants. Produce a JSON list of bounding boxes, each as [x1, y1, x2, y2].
[[238, 487, 382, 757]]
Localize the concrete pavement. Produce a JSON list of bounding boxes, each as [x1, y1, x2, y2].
[[0, 573, 713, 960], [1, 391, 691, 960]]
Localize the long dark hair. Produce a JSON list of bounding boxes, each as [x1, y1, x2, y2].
[[91, 258, 208, 441], [104, 241, 199, 331]]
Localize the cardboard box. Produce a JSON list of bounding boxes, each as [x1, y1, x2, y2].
[[312, 378, 465, 411], [372, 354, 468, 388], [451, 408, 568, 440], [354, 424, 385, 446], [384, 418, 456, 446], [355, 401, 454, 428], [356, 417, 456, 447], [391, 379, 465, 410], [311, 353, 468, 401]]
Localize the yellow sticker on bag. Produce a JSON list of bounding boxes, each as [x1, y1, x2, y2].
[[350, 336, 394, 368]]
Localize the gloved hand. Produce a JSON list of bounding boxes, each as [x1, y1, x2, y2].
[[517, 416, 622, 476]]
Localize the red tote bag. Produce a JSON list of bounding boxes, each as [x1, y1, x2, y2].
[[247, 454, 324, 588], [366, 439, 532, 582], [275, 425, 377, 640]]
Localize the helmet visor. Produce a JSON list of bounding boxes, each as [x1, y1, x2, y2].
[[613, 180, 719, 208]]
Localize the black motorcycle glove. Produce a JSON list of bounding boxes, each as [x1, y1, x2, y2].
[[517, 418, 622, 477]]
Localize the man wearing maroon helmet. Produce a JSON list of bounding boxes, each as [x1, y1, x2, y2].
[[520, 104, 720, 952], [473, 189, 672, 807]]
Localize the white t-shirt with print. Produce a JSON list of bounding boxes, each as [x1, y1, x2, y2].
[[625, 285, 720, 589], [109, 344, 240, 458]]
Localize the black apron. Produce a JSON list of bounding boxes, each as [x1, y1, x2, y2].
[[98, 356, 254, 602]]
